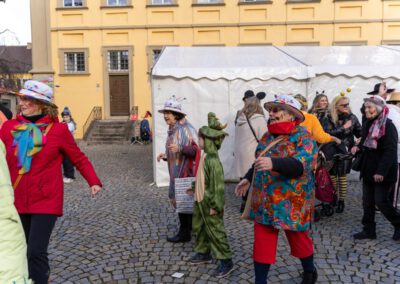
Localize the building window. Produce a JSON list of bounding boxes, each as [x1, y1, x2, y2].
[[239, 0, 272, 3], [286, 0, 320, 2], [64, 52, 86, 72], [196, 0, 222, 3], [107, 50, 129, 72], [107, 0, 128, 6], [146, 46, 164, 71], [63, 0, 83, 7], [152, 49, 162, 65], [151, 0, 173, 4]]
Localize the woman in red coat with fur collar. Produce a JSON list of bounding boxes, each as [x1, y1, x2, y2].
[[0, 80, 102, 284]]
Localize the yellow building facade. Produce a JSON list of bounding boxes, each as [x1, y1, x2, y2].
[[31, 0, 400, 138]]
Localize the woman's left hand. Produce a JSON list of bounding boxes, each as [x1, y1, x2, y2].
[[91, 185, 101, 198], [373, 174, 384, 183], [351, 146, 359, 155], [168, 144, 179, 153], [254, 157, 273, 171]]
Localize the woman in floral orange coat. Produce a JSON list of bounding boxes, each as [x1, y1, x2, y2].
[[236, 95, 318, 284]]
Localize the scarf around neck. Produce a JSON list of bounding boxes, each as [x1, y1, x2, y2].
[[363, 106, 389, 149], [11, 116, 52, 174], [267, 121, 298, 135]]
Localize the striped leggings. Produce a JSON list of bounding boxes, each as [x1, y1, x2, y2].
[[330, 175, 347, 201]]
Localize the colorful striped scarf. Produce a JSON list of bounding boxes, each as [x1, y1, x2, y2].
[[166, 118, 198, 199], [11, 123, 49, 174]]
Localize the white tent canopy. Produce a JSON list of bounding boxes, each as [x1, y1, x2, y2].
[[279, 46, 400, 122], [151, 46, 400, 186], [280, 46, 400, 79], [382, 45, 400, 54], [152, 46, 312, 81]]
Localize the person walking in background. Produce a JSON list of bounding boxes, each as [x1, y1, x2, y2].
[[309, 91, 335, 133], [387, 91, 400, 208], [328, 93, 362, 213], [235, 95, 318, 284], [368, 83, 400, 208], [0, 80, 102, 284], [294, 94, 340, 145], [0, 139, 31, 284], [234, 94, 267, 212], [140, 110, 152, 143], [351, 96, 400, 241], [190, 112, 234, 278], [157, 97, 199, 243], [61, 107, 77, 184], [235, 90, 255, 125]]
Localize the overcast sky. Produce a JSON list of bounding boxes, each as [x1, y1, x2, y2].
[[0, 0, 31, 45]]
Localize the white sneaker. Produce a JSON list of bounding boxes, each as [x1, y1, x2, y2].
[[63, 177, 73, 184]]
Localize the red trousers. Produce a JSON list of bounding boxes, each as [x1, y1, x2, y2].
[[253, 222, 313, 264]]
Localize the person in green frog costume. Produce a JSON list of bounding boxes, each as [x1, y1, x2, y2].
[[190, 112, 234, 278]]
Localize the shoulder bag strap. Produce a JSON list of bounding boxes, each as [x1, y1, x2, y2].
[[245, 115, 260, 143]]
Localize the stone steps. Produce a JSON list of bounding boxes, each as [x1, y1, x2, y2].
[[85, 120, 134, 144]]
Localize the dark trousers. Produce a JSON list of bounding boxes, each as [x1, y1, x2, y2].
[[178, 213, 192, 235], [62, 156, 75, 179], [362, 180, 400, 232], [20, 214, 58, 284]]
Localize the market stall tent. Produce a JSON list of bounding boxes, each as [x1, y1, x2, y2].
[[151, 46, 400, 186], [151, 46, 311, 186]]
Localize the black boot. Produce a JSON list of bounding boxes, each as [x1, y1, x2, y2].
[[336, 200, 345, 213], [301, 268, 318, 284], [353, 229, 376, 240], [167, 230, 191, 243], [190, 252, 212, 264], [215, 259, 235, 278], [167, 213, 192, 243]]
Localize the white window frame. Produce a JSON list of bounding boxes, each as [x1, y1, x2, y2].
[[196, 0, 221, 3], [63, 0, 83, 7], [107, 50, 129, 72], [107, 0, 128, 6], [240, 0, 268, 2], [151, 0, 173, 5], [64, 51, 86, 73]]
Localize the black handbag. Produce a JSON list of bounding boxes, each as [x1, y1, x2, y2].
[[351, 152, 363, 172]]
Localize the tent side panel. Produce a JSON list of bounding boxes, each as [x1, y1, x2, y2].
[[153, 77, 230, 187]]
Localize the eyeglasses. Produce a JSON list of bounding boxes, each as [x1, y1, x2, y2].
[[338, 103, 349, 107], [268, 107, 283, 113]]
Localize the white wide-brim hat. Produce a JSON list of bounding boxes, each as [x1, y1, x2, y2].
[[16, 80, 55, 106], [158, 98, 186, 115], [264, 94, 305, 122]]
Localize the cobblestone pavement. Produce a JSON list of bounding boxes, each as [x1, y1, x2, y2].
[[49, 144, 400, 284]]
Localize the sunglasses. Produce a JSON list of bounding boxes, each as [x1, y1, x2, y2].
[[338, 103, 349, 107], [269, 107, 283, 113]]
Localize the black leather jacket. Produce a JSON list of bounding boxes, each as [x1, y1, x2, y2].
[[329, 113, 362, 150]]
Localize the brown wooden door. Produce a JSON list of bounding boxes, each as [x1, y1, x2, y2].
[[109, 75, 130, 116]]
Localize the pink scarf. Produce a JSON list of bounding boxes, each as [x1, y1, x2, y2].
[[363, 106, 389, 149]]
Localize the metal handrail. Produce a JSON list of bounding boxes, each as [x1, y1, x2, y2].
[[83, 106, 102, 139]]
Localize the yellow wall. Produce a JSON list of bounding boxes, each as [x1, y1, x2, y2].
[[49, 0, 400, 138]]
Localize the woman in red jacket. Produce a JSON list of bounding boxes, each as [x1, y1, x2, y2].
[[0, 80, 102, 284]]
